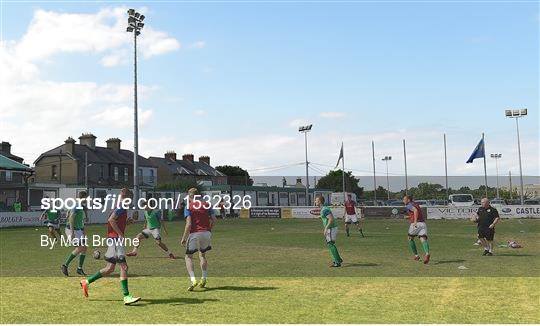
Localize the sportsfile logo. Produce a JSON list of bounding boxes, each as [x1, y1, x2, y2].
[[41, 194, 252, 212], [40, 234, 139, 250]]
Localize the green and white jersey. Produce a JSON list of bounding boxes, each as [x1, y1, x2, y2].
[[145, 210, 161, 229], [46, 210, 59, 222], [66, 208, 85, 229], [320, 206, 337, 228]]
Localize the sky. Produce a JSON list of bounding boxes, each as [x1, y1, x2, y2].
[[0, 1, 538, 180]]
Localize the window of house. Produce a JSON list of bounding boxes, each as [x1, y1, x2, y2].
[[149, 169, 154, 183], [51, 165, 57, 179], [290, 193, 296, 205], [5, 171, 12, 181], [114, 167, 119, 181], [124, 168, 128, 182], [99, 166, 104, 179]]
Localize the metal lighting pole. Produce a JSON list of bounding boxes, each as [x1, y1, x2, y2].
[[509, 171, 513, 200], [299, 124, 313, 206], [490, 153, 502, 199], [505, 109, 527, 204], [372, 141, 377, 204], [444, 133, 449, 200], [127, 9, 145, 205], [382, 156, 392, 201], [403, 139, 408, 195]]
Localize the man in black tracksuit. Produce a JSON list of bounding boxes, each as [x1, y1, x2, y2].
[[474, 198, 500, 256]]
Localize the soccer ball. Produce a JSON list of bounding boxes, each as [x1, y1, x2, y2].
[[93, 249, 101, 260]]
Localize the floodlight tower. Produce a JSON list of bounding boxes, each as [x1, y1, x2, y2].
[[299, 124, 313, 206], [382, 156, 392, 201], [505, 109, 527, 204], [490, 153, 502, 199], [126, 9, 145, 204]]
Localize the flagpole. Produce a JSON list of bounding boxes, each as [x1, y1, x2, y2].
[[342, 142, 346, 204], [482, 133, 488, 198], [444, 133, 449, 200], [403, 139, 408, 195], [372, 140, 377, 204]]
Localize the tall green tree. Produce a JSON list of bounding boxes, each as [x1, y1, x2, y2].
[[315, 169, 363, 197], [215, 165, 253, 186]]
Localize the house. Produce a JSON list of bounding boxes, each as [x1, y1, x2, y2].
[[0, 142, 33, 211], [33, 133, 157, 189], [148, 152, 227, 187]]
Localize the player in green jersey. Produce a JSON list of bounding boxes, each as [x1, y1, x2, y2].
[[315, 195, 343, 267], [40, 197, 61, 241], [126, 201, 175, 259], [61, 191, 89, 276]]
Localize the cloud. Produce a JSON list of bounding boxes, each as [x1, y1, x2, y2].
[[188, 41, 206, 49], [319, 111, 345, 118], [288, 118, 309, 129], [193, 109, 207, 116], [0, 7, 172, 163], [14, 7, 180, 67], [91, 106, 153, 128]]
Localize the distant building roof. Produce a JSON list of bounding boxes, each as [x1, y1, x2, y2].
[[149, 156, 225, 177], [35, 144, 156, 167], [0, 154, 33, 172]]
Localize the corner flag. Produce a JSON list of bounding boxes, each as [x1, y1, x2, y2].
[[466, 138, 485, 163]]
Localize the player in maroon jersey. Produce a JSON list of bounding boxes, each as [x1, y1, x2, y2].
[[344, 194, 364, 237], [181, 188, 217, 291]]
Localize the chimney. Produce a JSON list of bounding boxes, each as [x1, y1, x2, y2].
[[0, 141, 11, 154], [199, 155, 210, 165], [182, 154, 194, 163], [164, 151, 177, 161], [79, 133, 96, 150], [106, 137, 121, 153], [64, 137, 75, 154]]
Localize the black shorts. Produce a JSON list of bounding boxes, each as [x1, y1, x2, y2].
[[478, 227, 495, 241]]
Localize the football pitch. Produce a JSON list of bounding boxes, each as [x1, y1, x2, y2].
[[1, 218, 539, 323]]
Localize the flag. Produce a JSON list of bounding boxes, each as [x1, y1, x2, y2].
[[335, 143, 344, 169], [466, 138, 485, 163]]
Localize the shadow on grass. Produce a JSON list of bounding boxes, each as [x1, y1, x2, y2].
[[91, 297, 219, 306], [342, 262, 379, 267], [141, 297, 219, 306], [204, 285, 277, 292], [434, 259, 466, 265], [495, 253, 534, 257]]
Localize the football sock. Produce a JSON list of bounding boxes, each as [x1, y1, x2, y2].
[[422, 240, 430, 255], [202, 270, 208, 279], [327, 242, 342, 263], [188, 270, 196, 283], [408, 239, 418, 256], [87, 271, 102, 284], [64, 253, 76, 266], [346, 226, 350, 236], [120, 279, 129, 296], [78, 254, 86, 268]]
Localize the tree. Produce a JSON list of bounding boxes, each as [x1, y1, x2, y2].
[[215, 165, 253, 186], [315, 170, 364, 198], [156, 179, 201, 192], [363, 186, 389, 201]]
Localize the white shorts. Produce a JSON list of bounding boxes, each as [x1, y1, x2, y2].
[[408, 222, 428, 238], [344, 214, 358, 223], [325, 227, 338, 243], [186, 231, 212, 254], [46, 221, 60, 230], [104, 238, 126, 264], [142, 228, 161, 240], [64, 228, 86, 246]]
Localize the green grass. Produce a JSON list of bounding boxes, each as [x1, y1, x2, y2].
[[1, 218, 539, 323]]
